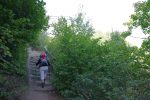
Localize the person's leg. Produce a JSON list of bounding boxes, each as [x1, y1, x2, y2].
[[43, 66, 48, 82], [40, 67, 45, 88]]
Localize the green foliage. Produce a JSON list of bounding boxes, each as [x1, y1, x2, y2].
[[47, 13, 150, 100], [0, 74, 27, 100], [49, 14, 97, 92], [130, 0, 150, 34], [0, 0, 48, 99], [125, 1, 150, 98], [70, 13, 94, 37]]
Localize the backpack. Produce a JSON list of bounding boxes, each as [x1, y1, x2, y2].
[[40, 52, 48, 66], [41, 58, 48, 66]]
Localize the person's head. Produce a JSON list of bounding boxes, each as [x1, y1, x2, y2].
[[41, 52, 46, 59]]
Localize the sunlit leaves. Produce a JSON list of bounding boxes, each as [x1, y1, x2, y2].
[[130, 0, 150, 34]]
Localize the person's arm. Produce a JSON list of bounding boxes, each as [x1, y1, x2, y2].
[[36, 59, 40, 66], [47, 60, 50, 66]]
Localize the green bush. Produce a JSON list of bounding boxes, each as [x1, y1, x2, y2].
[[0, 0, 48, 99], [47, 14, 150, 100]]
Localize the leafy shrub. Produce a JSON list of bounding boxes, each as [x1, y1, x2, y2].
[[0, 0, 48, 99], [47, 13, 150, 100]]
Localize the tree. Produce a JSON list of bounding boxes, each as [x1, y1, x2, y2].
[[0, 0, 48, 99], [0, 0, 48, 74], [130, 0, 150, 34]]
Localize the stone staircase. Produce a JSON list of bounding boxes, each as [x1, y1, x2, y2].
[[28, 54, 52, 90], [20, 47, 63, 100]]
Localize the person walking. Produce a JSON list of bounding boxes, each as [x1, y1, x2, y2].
[[36, 51, 50, 88]]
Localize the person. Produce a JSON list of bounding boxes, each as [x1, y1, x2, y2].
[[36, 51, 50, 88]]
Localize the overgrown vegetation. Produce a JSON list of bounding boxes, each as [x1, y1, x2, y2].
[[0, 0, 149, 100], [0, 0, 48, 99], [46, 1, 150, 98], [130, 0, 150, 34], [46, 12, 150, 99]]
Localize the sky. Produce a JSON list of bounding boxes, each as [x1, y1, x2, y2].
[[44, 0, 147, 47]]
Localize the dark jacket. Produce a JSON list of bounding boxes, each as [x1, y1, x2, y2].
[[36, 58, 50, 68]]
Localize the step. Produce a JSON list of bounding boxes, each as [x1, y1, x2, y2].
[[29, 73, 51, 76], [29, 74, 51, 78]]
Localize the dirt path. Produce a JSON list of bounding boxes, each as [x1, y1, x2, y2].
[[20, 47, 63, 100]]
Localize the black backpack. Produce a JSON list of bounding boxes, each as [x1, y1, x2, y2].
[[41, 58, 48, 66]]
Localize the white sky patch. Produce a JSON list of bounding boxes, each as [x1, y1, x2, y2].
[[44, 0, 147, 47], [125, 27, 149, 48], [81, 0, 135, 32], [44, 0, 81, 16], [44, 0, 146, 32]]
